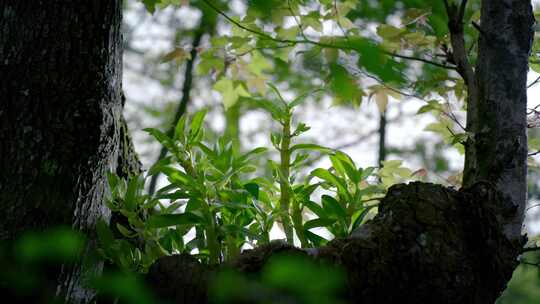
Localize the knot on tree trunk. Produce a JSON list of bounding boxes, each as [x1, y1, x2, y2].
[[321, 182, 522, 303], [145, 253, 210, 303], [145, 182, 523, 304]]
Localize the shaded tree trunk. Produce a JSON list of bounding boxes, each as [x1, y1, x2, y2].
[[378, 110, 387, 166], [462, 0, 533, 241], [0, 1, 136, 302]]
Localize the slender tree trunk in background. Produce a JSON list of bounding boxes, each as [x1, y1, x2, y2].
[[0, 1, 136, 302], [378, 110, 387, 166], [148, 29, 204, 195]]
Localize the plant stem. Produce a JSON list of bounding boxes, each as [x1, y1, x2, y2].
[[200, 195, 220, 264], [291, 200, 308, 247], [225, 235, 240, 261], [179, 150, 221, 264], [224, 104, 241, 153], [205, 220, 221, 264], [279, 112, 294, 244]]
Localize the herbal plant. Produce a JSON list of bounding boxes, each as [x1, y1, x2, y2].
[[98, 89, 415, 270]]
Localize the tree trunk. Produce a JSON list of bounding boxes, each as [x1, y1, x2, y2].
[[378, 110, 387, 166], [0, 1, 133, 302], [145, 1, 535, 304], [464, 0, 533, 241]]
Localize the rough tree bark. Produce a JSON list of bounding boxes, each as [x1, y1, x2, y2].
[[145, 1, 535, 304], [0, 1, 138, 303], [463, 0, 533, 241]]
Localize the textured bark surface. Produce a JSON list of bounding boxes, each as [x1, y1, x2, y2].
[[462, 0, 534, 241], [146, 182, 523, 304], [0, 1, 131, 302]]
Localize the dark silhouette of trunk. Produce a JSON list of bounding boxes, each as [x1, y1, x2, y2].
[[460, 0, 532, 242], [378, 110, 387, 166], [0, 1, 138, 302], [148, 29, 204, 195]]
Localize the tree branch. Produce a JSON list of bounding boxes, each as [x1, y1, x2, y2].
[[148, 29, 204, 195], [202, 0, 456, 70], [385, 52, 456, 70], [446, 0, 479, 187]]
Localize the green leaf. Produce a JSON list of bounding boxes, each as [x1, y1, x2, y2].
[[329, 154, 347, 179], [416, 100, 442, 115], [189, 109, 207, 141], [377, 24, 403, 40], [147, 213, 203, 228], [144, 128, 175, 152], [304, 218, 336, 230], [107, 172, 119, 191], [244, 183, 260, 199], [321, 195, 347, 220], [154, 190, 190, 200], [142, 0, 159, 13], [148, 157, 172, 176], [303, 200, 326, 218], [360, 167, 376, 180], [124, 175, 142, 211], [349, 205, 377, 233], [328, 63, 364, 105], [116, 223, 136, 238], [529, 138, 540, 150], [174, 115, 188, 141], [345, 38, 405, 83], [292, 123, 311, 137], [247, 51, 272, 76], [255, 98, 286, 120], [288, 89, 323, 109], [214, 78, 244, 110], [238, 147, 268, 163], [96, 219, 115, 250], [291, 153, 309, 168], [450, 133, 470, 146], [304, 230, 328, 246], [161, 47, 191, 63], [331, 152, 359, 183], [186, 199, 204, 212], [290, 143, 333, 153], [267, 83, 288, 107], [311, 168, 348, 197]]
